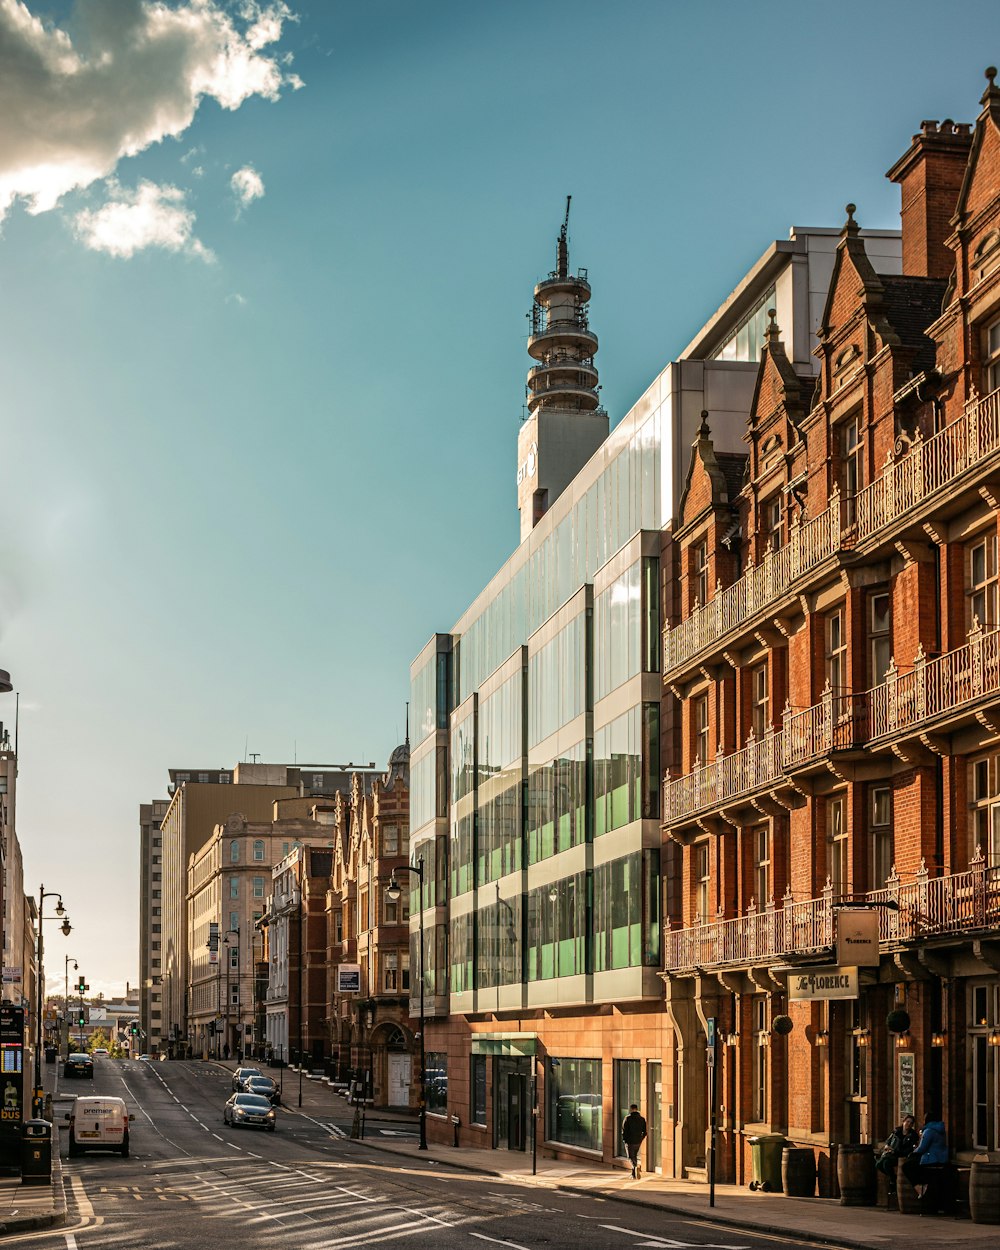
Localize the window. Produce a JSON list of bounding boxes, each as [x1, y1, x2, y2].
[[693, 695, 709, 768], [763, 495, 783, 554], [230, 911, 239, 933], [253, 877, 264, 898], [153, 837, 161, 848], [198, 773, 208, 783], [693, 542, 708, 607], [470, 1055, 487, 1126], [229, 877, 239, 900], [868, 592, 891, 685], [825, 608, 846, 692], [751, 664, 769, 738], [827, 795, 848, 895], [253, 840, 265, 862], [753, 996, 768, 1122], [547, 1058, 602, 1152], [987, 318, 1000, 392], [426, 1052, 448, 1115], [230, 840, 239, 863], [614, 1059, 641, 1157], [229, 944, 239, 970], [969, 980, 1000, 1149], [969, 532, 998, 628], [219, 772, 230, 784], [969, 752, 1000, 867], [753, 825, 770, 906], [848, 999, 868, 1099], [840, 416, 863, 519], [695, 842, 710, 923], [870, 786, 893, 888], [229, 983, 239, 1006], [710, 287, 775, 363], [382, 952, 399, 992], [383, 825, 399, 856], [312, 773, 324, 788]]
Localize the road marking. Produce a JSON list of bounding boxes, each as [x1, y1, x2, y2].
[[212, 1133, 223, 1141], [599, 1226, 750, 1250], [469, 1235, 534, 1250], [64, 1237, 77, 1250]]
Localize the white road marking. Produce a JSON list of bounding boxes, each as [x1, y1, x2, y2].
[[64, 1237, 77, 1250], [211, 1133, 223, 1141], [469, 1234, 534, 1250], [599, 1226, 750, 1250]]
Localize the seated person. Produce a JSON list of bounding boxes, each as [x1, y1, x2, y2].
[[875, 1114, 918, 1196], [901, 1112, 954, 1213]]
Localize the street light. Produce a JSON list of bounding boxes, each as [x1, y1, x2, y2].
[[223, 928, 240, 1061], [385, 858, 426, 1151], [34, 886, 71, 1116], [63, 956, 78, 1057]]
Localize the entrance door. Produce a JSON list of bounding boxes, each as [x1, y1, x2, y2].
[[647, 1061, 662, 1173], [388, 1054, 411, 1107], [507, 1073, 527, 1151]]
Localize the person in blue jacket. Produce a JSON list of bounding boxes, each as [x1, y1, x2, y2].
[[901, 1112, 950, 1203]]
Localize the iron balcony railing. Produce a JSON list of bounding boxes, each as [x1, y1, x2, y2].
[[662, 385, 1000, 677], [664, 851, 999, 972]]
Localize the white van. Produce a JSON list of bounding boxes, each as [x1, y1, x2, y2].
[[65, 1096, 134, 1156]]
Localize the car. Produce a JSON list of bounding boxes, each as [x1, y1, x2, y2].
[[92, 1047, 110, 1058], [64, 1052, 94, 1079], [244, 1075, 281, 1105], [223, 1092, 276, 1131], [231, 1066, 262, 1091], [65, 1096, 134, 1157], [137, 1054, 152, 1062]]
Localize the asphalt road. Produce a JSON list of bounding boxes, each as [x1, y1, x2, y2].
[[12, 1059, 824, 1249]]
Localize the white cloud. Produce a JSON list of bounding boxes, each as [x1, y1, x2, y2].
[[231, 164, 264, 212], [74, 179, 213, 261], [0, 0, 300, 223], [227, 292, 247, 305]]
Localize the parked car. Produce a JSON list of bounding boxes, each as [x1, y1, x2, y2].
[[137, 1054, 152, 1062], [224, 1092, 276, 1131], [65, 1096, 134, 1156], [231, 1066, 262, 1091], [244, 1075, 280, 1105], [64, 1052, 94, 1079]]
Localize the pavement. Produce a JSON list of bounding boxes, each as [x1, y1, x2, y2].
[[219, 1059, 998, 1250], [0, 1056, 67, 1237]]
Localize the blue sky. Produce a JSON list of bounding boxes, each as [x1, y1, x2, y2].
[[0, 0, 995, 993]]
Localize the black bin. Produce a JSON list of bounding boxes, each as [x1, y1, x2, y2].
[[21, 1120, 52, 1185], [44, 1046, 56, 1064]]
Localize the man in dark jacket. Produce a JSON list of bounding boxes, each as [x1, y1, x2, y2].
[[622, 1103, 647, 1179], [875, 1113, 918, 1197], [902, 1113, 954, 1212]]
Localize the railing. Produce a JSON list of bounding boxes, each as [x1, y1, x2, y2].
[[854, 385, 1000, 543], [783, 691, 868, 767], [663, 495, 843, 673], [664, 851, 999, 971], [868, 624, 1000, 740], [662, 386, 1000, 678]]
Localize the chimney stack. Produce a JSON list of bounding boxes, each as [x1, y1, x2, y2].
[[887, 119, 973, 279]]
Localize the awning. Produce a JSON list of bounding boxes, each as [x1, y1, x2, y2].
[[470, 1032, 538, 1057]]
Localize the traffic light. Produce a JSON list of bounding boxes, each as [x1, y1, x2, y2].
[[130, 1024, 139, 1036], [77, 978, 88, 993], [77, 1013, 85, 1027]]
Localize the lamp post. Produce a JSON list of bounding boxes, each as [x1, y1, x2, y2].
[[34, 885, 71, 1116], [223, 927, 240, 1061], [297, 884, 304, 1108], [63, 956, 78, 1058], [385, 857, 426, 1151]]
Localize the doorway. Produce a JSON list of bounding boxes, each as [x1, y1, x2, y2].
[[494, 1057, 530, 1151], [647, 1061, 662, 1173]]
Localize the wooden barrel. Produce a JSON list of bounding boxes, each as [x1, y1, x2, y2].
[[896, 1158, 921, 1214], [837, 1144, 876, 1206], [970, 1160, 1000, 1225], [782, 1147, 816, 1198]]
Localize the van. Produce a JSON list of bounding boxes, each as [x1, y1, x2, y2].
[[65, 1097, 134, 1156]]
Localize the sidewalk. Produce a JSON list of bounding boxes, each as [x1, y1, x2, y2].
[[0, 1057, 68, 1236]]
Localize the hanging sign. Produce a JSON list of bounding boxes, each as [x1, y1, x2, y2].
[[788, 966, 859, 1001], [836, 910, 880, 967]]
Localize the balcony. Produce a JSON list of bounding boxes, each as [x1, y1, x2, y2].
[[853, 383, 1000, 546], [663, 496, 843, 676], [664, 852, 999, 972], [663, 690, 867, 826], [868, 622, 1000, 743], [662, 385, 1000, 680]]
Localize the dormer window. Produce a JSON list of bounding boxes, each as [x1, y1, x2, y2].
[[974, 230, 1000, 284], [693, 541, 708, 607], [763, 495, 783, 554], [986, 319, 1000, 394]]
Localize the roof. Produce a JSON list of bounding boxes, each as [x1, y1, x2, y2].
[[716, 453, 748, 503], [879, 275, 948, 372]]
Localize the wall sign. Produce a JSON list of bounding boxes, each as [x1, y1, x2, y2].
[[337, 964, 361, 994], [836, 910, 880, 967], [898, 1052, 915, 1118], [788, 966, 859, 1001]]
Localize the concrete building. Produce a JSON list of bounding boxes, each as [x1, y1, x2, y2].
[[408, 206, 903, 1164], [138, 798, 169, 1052], [663, 79, 1000, 1188]]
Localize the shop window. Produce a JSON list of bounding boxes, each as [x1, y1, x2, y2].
[[426, 1052, 448, 1115], [870, 786, 893, 888], [547, 1057, 602, 1153], [968, 532, 998, 629], [471, 1055, 487, 1125], [868, 592, 891, 686], [752, 997, 768, 1123], [613, 1059, 641, 1157]]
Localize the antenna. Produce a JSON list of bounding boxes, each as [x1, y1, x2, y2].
[[249, 752, 261, 764]]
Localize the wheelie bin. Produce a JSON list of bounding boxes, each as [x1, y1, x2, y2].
[[748, 1133, 786, 1191]]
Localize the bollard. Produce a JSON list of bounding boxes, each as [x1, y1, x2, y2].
[[451, 1113, 460, 1147]]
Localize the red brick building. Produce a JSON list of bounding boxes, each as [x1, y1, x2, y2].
[[663, 74, 1000, 1191]]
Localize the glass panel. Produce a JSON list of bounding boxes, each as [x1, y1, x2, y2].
[[614, 1059, 641, 1156], [547, 1058, 602, 1152]]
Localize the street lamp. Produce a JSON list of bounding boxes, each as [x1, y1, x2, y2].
[[385, 858, 426, 1151], [34, 886, 71, 1116], [63, 956, 78, 1057], [223, 928, 240, 1061]]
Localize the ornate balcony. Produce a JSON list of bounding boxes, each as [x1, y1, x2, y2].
[[664, 851, 999, 973], [662, 385, 1000, 680]]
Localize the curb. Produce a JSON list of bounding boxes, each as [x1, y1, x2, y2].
[[0, 1149, 68, 1237], [343, 1136, 970, 1250]]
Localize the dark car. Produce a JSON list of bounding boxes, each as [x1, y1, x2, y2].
[[231, 1066, 262, 1092], [64, 1052, 94, 1079], [245, 1076, 280, 1105], [224, 1092, 276, 1131]]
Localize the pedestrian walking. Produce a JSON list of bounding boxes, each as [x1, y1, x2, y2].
[[223, 1042, 230, 1061], [622, 1103, 647, 1179]]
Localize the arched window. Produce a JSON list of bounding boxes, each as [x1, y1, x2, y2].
[[230, 840, 239, 863], [253, 840, 265, 862]]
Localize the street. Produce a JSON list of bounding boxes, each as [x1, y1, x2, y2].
[[14, 1057, 825, 1250]]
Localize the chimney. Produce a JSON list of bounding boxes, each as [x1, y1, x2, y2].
[[887, 119, 972, 279]]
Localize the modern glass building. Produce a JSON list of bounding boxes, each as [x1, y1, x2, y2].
[[408, 221, 902, 1165]]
